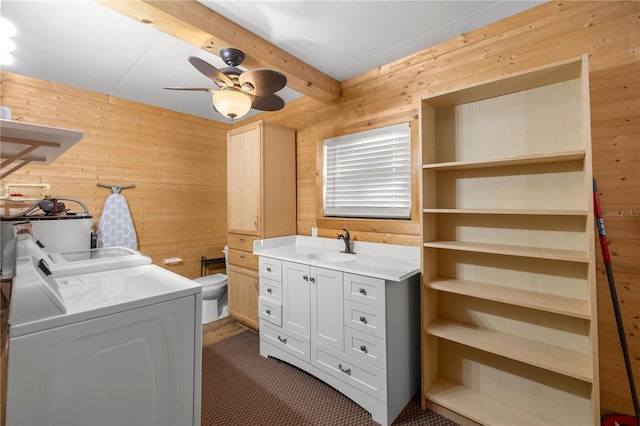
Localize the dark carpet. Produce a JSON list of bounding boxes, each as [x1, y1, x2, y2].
[[201, 330, 459, 426]]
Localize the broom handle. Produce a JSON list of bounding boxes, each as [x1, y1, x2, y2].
[[593, 178, 640, 420]]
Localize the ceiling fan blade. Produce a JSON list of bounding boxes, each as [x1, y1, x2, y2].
[[164, 87, 214, 92], [251, 93, 285, 111], [188, 56, 233, 88], [240, 69, 287, 96]]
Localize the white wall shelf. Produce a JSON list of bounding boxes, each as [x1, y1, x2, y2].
[[0, 119, 83, 179]]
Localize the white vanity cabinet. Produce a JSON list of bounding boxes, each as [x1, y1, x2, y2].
[[257, 251, 420, 426]]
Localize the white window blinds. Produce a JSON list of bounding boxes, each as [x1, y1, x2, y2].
[[323, 122, 411, 219]]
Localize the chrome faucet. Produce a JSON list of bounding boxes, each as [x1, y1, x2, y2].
[[337, 228, 355, 254]]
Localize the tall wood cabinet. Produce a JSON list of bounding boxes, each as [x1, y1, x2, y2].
[[419, 55, 599, 425], [227, 120, 296, 329]]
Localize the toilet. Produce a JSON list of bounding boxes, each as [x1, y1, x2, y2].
[[194, 246, 229, 324]]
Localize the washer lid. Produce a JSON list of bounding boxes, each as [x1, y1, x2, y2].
[[15, 234, 151, 277]]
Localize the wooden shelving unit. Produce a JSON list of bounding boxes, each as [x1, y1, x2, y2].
[[419, 55, 598, 425]]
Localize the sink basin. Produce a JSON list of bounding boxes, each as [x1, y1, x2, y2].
[[307, 252, 357, 263]]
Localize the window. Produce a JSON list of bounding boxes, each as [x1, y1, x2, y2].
[[323, 122, 411, 219]]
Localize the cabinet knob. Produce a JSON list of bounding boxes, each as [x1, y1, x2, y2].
[[266, 309, 271, 315], [360, 345, 368, 353], [267, 288, 272, 294], [359, 316, 367, 324], [310, 277, 316, 283], [359, 288, 367, 295], [277, 335, 287, 344], [303, 275, 308, 281], [266, 266, 272, 272], [338, 364, 351, 375]]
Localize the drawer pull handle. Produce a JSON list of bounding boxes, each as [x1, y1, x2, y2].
[[277, 335, 287, 344], [267, 267, 272, 272], [267, 288, 273, 294], [240, 255, 245, 259], [310, 277, 316, 283], [359, 316, 367, 324], [239, 238, 245, 242], [360, 345, 368, 353], [303, 275, 309, 281], [359, 288, 367, 295], [266, 309, 271, 315], [338, 364, 351, 375]]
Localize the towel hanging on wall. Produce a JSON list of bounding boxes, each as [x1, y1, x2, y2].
[[96, 183, 137, 249]]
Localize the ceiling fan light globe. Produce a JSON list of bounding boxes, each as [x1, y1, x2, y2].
[[212, 89, 252, 121]]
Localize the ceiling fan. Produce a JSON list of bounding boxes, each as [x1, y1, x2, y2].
[[165, 47, 287, 120]]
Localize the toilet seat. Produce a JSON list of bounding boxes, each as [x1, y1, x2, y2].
[[194, 273, 227, 288], [194, 273, 228, 300]]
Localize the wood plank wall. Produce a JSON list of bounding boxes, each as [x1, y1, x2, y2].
[[0, 74, 230, 278], [0, 0, 637, 417], [240, 1, 640, 416]]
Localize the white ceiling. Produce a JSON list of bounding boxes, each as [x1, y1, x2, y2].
[[1, 0, 544, 124]]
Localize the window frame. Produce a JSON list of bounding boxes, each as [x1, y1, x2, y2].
[[315, 118, 421, 237]]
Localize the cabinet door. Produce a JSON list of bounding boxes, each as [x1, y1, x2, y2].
[[227, 265, 258, 329], [282, 261, 310, 337], [310, 267, 344, 351], [227, 123, 261, 235]]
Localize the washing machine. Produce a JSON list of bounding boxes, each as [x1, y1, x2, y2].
[[5, 237, 203, 426]]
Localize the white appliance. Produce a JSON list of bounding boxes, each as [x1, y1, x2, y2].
[[1, 215, 93, 279], [5, 238, 203, 426], [14, 234, 149, 277]]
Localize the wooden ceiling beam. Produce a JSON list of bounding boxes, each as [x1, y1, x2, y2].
[[97, 0, 341, 103]]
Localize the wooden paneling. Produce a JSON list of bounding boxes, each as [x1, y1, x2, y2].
[[1, 0, 637, 416], [0, 72, 230, 279], [240, 1, 639, 416]]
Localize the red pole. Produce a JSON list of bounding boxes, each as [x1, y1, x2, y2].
[[593, 178, 639, 422]]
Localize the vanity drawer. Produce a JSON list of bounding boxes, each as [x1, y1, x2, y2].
[[343, 273, 386, 308], [228, 233, 259, 252], [260, 321, 310, 363], [259, 257, 282, 281], [345, 327, 387, 370], [311, 341, 387, 401], [258, 297, 282, 327], [259, 277, 282, 303], [344, 300, 386, 339], [228, 248, 259, 270]]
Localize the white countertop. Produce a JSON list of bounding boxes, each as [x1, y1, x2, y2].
[[253, 235, 420, 281]]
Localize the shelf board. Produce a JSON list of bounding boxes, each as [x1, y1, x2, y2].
[[426, 318, 593, 382], [1, 119, 83, 179], [421, 56, 584, 109], [425, 277, 591, 319], [423, 208, 588, 216], [423, 240, 589, 263], [422, 150, 585, 171], [425, 377, 561, 425]]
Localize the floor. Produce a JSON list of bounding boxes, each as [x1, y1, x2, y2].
[[202, 315, 251, 347]]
